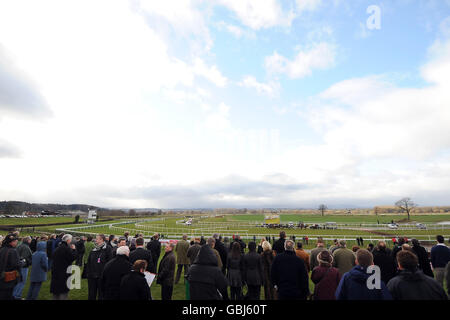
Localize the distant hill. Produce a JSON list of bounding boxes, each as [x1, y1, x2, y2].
[[0, 201, 101, 215]]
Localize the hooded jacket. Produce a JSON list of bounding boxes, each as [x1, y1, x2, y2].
[[30, 241, 48, 283], [187, 245, 228, 300], [387, 269, 448, 300], [335, 265, 392, 300]]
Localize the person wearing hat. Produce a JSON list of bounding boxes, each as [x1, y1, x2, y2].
[[0, 234, 21, 300], [311, 250, 341, 300]]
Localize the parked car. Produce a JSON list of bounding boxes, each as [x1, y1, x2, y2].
[[416, 223, 427, 229], [387, 223, 398, 229]]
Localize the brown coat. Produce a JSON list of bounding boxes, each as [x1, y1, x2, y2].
[[175, 240, 190, 265], [295, 249, 311, 272]]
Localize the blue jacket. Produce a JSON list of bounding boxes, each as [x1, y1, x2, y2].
[[30, 242, 48, 283], [430, 244, 450, 268], [336, 265, 392, 300]]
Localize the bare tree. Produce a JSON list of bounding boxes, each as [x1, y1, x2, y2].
[[395, 198, 417, 221], [318, 204, 327, 217]]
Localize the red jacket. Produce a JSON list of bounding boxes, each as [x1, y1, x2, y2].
[[311, 265, 341, 300]]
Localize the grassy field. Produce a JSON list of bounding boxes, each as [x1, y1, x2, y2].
[[0, 217, 79, 225]]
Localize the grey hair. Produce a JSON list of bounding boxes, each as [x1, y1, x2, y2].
[[116, 245, 130, 256], [62, 234, 73, 243], [207, 237, 216, 246], [212, 233, 219, 239], [339, 240, 346, 247], [284, 240, 294, 251]]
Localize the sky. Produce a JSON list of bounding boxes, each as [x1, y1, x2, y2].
[[1, 0, 450, 209]]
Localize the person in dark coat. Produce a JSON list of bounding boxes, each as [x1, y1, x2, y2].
[[157, 242, 176, 300], [86, 234, 113, 300], [112, 237, 127, 258], [29, 237, 37, 253], [46, 234, 56, 270], [387, 250, 447, 300], [26, 241, 48, 300], [411, 239, 434, 278], [101, 245, 132, 300], [243, 241, 263, 300], [260, 241, 275, 300], [372, 241, 397, 284], [129, 237, 155, 273], [272, 231, 286, 256], [271, 240, 309, 300], [75, 236, 86, 267], [336, 249, 392, 300], [0, 234, 21, 300], [119, 260, 151, 300], [146, 233, 161, 269], [213, 234, 228, 274], [430, 235, 450, 288], [50, 234, 77, 300], [187, 245, 229, 300], [227, 242, 244, 300], [187, 238, 202, 265], [311, 250, 341, 300]]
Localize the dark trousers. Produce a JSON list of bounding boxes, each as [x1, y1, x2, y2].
[[175, 264, 189, 284], [88, 277, 103, 300], [246, 285, 261, 300], [161, 285, 173, 300], [76, 254, 84, 267], [0, 288, 13, 300], [230, 286, 242, 300]]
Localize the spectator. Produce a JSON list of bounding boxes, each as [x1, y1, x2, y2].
[[336, 249, 392, 300], [129, 237, 155, 275], [333, 240, 356, 275], [260, 241, 275, 300], [157, 242, 176, 300], [445, 260, 450, 294], [295, 242, 310, 273], [207, 238, 223, 269], [187, 245, 228, 300], [271, 240, 309, 300], [26, 241, 48, 300], [200, 236, 206, 246], [430, 235, 450, 288], [372, 241, 397, 284], [243, 241, 263, 300], [311, 250, 341, 300], [227, 242, 244, 300], [213, 234, 228, 275], [392, 237, 405, 266], [113, 237, 127, 258], [187, 238, 201, 265], [119, 260, 151, 300], [0, 234, 21, 300], [387, 250, 447, 300], [367, 243, 374, 252], [310, 238, 327, 270], [175, 235, 190, 284], [146, 233, 161, 269], [13, 236, 32, 300], [86, 234, 113, 300], [46, 234, 56, 270], [411, 239, 433, 278], [230, 235, 246, 254], [29, 236, 37, 253], [223, 237, 230, 254], [129, 237, 137, 252], [101, 245, 131, 300], [50, 234, 77, 300], [273, 231, 286, 256], [351, 245, 360, 253], [75, 236, 86, 267], [329, 239, 339, 253]]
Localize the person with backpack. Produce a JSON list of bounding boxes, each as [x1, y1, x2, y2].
[[0, 234, 21, 300]]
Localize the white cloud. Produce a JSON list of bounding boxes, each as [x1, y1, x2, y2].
[[204, 102, 231, 131], [238, 75, 279, 97], [192, 58, 228, 87], [265, 42, 336, 78], [296, 0, 322, 12], [216, 0, 295, 30]]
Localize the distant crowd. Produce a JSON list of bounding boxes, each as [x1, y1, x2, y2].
[[0, 231, 449, 300]]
